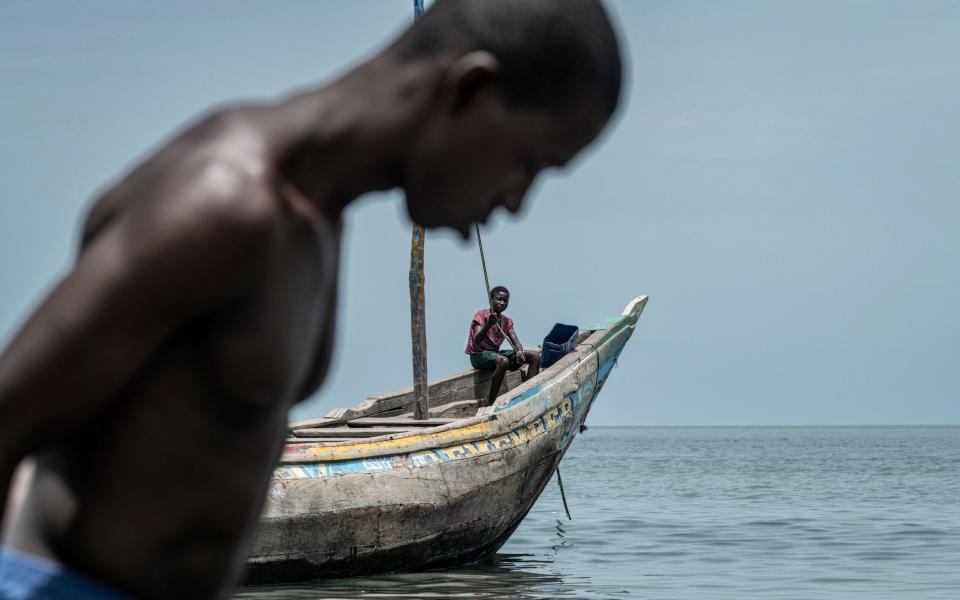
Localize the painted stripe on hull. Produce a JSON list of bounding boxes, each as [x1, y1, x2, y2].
[[274, 396, 576, 480]]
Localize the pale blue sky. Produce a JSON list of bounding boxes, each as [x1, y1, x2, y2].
[[1, 1, 957, 425]]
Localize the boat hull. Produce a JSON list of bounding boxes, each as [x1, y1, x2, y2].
[[244, 297, 646, 583], [247, 432, 561, 581]]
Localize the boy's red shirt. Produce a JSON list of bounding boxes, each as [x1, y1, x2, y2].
[[465, 308, 515, 354]]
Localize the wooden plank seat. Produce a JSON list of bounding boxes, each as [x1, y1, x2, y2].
[[289, 427, 415, 438], [335, 417, 458, 427], [287, 417, 339, 430], [396, 399, 480, 419], [288, 403, 479, 436]]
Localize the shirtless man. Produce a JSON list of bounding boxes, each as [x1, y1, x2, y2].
[[0, 1, 623, 598]]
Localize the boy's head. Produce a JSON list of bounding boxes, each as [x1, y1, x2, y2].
[[391, 0, 624, 237], [489, 285, 510, 313]]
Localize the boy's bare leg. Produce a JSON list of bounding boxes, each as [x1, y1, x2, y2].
[[524, 349, 541, 379], [486, 355, 510, 407]]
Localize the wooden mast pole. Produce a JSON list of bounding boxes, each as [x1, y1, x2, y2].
[[409, 0, 429, 421]]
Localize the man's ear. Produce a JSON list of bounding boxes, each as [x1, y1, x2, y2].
[[440, 51, 502, 114]]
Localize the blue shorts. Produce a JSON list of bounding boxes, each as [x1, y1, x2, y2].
[[0, 546, 129, 600]]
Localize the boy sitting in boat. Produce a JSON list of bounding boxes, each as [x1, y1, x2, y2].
[[467, 286, 541, 406]]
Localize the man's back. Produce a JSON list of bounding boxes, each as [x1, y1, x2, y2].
[[3, 109, 341, 598]]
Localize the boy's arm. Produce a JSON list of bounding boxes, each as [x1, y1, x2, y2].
[[507, 328, 525, 360], [471, 312, 497, 346], [0, 188, 273, 526]]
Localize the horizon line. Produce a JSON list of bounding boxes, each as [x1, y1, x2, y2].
[[586, 424, 960, 428]]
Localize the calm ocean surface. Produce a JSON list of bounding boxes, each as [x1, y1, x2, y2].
[[235, 427, 960, 599]]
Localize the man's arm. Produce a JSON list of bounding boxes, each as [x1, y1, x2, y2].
[[0, 183, 274, 525]]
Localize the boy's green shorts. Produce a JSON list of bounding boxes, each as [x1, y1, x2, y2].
[[469, 349, 521, 371]]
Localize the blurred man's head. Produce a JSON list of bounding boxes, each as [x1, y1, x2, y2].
[[390, 0, 624, 236]]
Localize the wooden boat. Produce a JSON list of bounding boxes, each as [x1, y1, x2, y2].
[[244, 295, 648, 583]]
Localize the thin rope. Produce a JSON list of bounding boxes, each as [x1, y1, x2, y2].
[[556, 466, 572, 520]]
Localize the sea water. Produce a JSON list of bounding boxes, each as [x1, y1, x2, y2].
[[235, 427, 960, 599]]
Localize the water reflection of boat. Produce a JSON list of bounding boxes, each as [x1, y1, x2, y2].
[[236, 553, 570, 600], [244, 297, 648, 583]]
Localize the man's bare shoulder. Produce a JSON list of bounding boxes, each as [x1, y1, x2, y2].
[[176, 108, 282, 234], [78, 149, 284, 312], [124, 161, 273, 252], [183, 161, 279, 242], [76, 102, 310, 314], [80, 106, 276, 249]]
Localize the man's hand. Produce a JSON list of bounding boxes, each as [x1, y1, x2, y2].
[[515, 350, 526, 364]]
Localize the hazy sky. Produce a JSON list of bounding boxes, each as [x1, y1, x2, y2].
[[1, 1, 957, 425]]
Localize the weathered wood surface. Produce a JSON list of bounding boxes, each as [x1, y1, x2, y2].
[[289, 417, 455, 433], [288, 417, 340, 430], [409, 225, 429, 420], [290, 427, 416, 439], [246, 297, 648, 583], [396, 399, 479, 419], [249, 431, 561, 582], [337, 417, 458, 428], [280, 413, 496, 463], [408, 0, 429, 422]]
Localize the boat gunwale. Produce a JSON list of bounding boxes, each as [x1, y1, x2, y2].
[[278, 298, 646, 465], [279, 349, 587, 464]]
